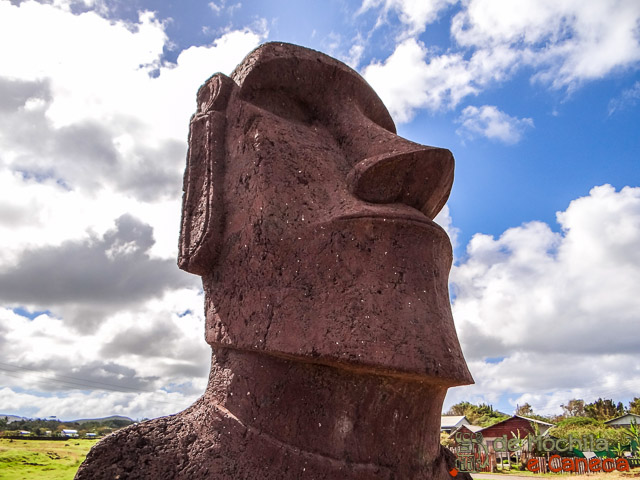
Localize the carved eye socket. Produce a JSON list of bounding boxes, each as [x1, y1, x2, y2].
[[242, 88, 317, 126]]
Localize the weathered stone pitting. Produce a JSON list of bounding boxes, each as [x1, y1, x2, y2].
[[76, 41, 473, 479]]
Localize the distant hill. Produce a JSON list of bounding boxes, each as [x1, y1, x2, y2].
[[69, 415, 134, 424], [0, 414, 26, 423], [1, 414, 134, 424]]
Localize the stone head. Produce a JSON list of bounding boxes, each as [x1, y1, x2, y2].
[[178, 42, 472, 386]]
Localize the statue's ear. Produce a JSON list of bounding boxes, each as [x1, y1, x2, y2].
[[178, 73, 236, 276]]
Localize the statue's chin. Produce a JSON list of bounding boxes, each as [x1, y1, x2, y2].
[[205, 217, 472, 385]]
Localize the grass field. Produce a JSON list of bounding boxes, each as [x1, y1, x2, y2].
[[0, 438, 98, 480], [1, 440, 638, 479]]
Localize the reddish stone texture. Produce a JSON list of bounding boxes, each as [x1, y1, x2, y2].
[[76, 42, 473, 479]]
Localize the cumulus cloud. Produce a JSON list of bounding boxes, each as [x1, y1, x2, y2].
[[208, 0, 241, 16], [359, 0, 457, 37], [0, 0, 264, 316], [0, 386, 199, 421], [0, 78, 185, 202], [433, 204, 459, 252], [452, 0, 640, 90], [456, 105, 534, 144], [363, 38, 477, 121], [0, 170, 189, 268], [363, 38, 522, 121], [0, 0, 266, 419], [343, 36, 366, 70], [361, 0, 640, 122], [608, 81, 640, 115], [0, 77, 51, 113], [0, 286, 210, 420], [0, 214, 198, 329], [0, 0, 265, 200], [450, 184, 640, 413], [208, 1, 222, 14]]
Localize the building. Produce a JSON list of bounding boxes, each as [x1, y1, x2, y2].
[[480, 415, 554, 448], [481, 415, 553, 440], [605, 413, 640, 429], [61, 429, 79, 437], [447, 415, 555, 470], [451, 424, 483, 437], [441, 415, 470, 433]]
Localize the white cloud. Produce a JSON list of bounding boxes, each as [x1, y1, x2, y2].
[[208, 0, 241, 16], [362, 38, 522, 122], [608, 81, 640, 115], [322, 32, 367, 71], [1, 0, 637, 423], [361, 0, 640, 121], [0, 167, 184, 265], [0, 4, 167, 120], [452, 0, 640, 89], [0, 0, 266, 256], [450, 184, 640, 414], [363, 38, 476, 122], [0, 214, 198, 332], [359, 0, 457, 37], [344, 37, 365, 70], [0, 1, 265, 199], [433, 204, 459, 252], [456, 105, 534, 144], [0, 384, 200, 421], [0, 0, 265, 419], [0, 287, 209, 420], [208, 1, 222, 14]]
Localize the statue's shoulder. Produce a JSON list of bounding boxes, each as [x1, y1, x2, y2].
[[75, 410, 221, 479], [74, 416, 180, 479], [74, 401, 246, 479]]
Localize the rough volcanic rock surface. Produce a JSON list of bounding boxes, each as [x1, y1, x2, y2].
[[76, 42, 473, 479], [180, 41, 471, 384], [77, 350, 472, 480]]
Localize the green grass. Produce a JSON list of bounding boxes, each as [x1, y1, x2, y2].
[[0, 438, 98, 480]]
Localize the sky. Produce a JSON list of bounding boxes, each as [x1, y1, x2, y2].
[[0, 0, 638, 421]]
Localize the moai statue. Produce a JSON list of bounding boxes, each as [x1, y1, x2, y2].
[[76, 42, 473, 480]]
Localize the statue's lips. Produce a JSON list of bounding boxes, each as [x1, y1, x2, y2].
[[278, 204, 450, 250], [324, 203, 447, 235]]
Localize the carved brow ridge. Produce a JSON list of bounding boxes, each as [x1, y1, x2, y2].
[[230, 42, 397, 135]]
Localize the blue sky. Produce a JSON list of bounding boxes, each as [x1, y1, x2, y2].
[[0, 0, 638, 421]]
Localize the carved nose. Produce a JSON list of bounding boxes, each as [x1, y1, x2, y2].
[[346, 145, 454, 220]]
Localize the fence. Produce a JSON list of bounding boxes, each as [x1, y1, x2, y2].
[[526, 455, 587, 474], [449, 446, 640, 475]]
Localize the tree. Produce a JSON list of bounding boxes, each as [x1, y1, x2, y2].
[[561, 399, 585, 418], [440, 431, 455, 448], [445, 401, 509, 427], [612, 442, 626, 458], [548, 417, 628, 446], [629, 397, 640, 415], [515, 403, 533, 417], [446, 401, 474, 417], [585, 398, 624, 421], [622, 418, 640, 455]]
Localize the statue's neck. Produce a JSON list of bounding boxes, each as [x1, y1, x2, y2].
[[203, 347, 446, 470]]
